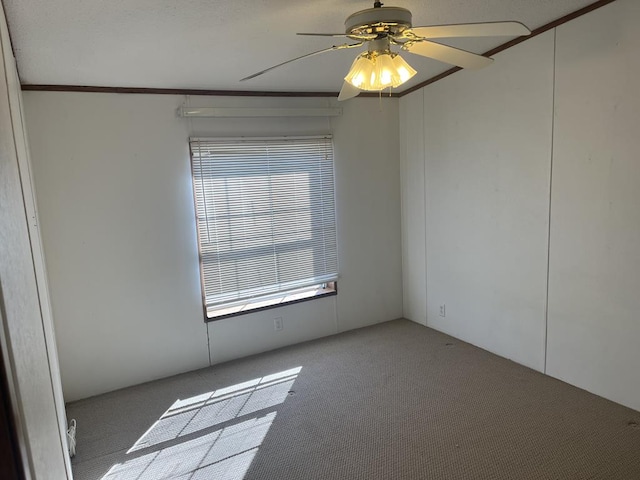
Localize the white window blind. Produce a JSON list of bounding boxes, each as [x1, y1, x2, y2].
[[190, 136, 339, 313]]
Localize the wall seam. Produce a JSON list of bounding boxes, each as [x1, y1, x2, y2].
[[398, 96, 407, 319], [543, 28, 558, 375], [421, 88, 428, 327], [207, 326, 213, 365]]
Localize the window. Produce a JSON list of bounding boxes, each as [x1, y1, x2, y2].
[[190, 136, 339, 320]]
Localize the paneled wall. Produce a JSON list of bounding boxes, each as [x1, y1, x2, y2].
[[400, 0, 640, 411], [399, 89, 426, 326], [546, 0, 640, 410], [24, 93, 403, 401], [423, 31, 554, 372]]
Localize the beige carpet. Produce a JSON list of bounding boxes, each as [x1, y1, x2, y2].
[[68, 319, 640, 479]]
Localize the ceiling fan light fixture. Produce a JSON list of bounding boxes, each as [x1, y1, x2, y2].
[[344, 51, 416, 91], [242, 2, 532, 101]]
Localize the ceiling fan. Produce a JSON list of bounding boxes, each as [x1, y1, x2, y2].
[[240, 2, 531, 101]]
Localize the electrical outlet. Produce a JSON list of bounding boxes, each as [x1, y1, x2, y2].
[[439, 304, 446, 317], [274, 317, 283, 332]]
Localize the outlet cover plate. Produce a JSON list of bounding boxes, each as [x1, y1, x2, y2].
[[274, 317, 283, 331]]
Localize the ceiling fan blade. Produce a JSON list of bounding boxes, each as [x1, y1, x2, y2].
[[297, 33, 377, 40], [338, 82, 362, 101], [406, 21, 530, 39], [240, 42, 364, 81], [297, 33, 349, 36], [404, 41, 493, 70]]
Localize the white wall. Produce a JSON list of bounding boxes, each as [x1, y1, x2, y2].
[[546, 0, 640, 411], [399, 89, 426, 325], [400, 0, 640, 410], [206, 97, 403, 365], [24, 92, 402, 401], [411, 32, 555, 372]]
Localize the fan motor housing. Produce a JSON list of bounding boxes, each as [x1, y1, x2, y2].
[[345, 6, 412, 37]]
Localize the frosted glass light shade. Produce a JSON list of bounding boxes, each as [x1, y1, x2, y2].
[[344, 51, 416, 91], [344, 55, 373, 89], [375, 53, 396, 88], [391, 54, 417, 86]]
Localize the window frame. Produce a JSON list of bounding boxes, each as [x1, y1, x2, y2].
[[203, 282, 337, 321]]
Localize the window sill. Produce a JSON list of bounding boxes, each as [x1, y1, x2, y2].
[[205, 283, 337, 322]]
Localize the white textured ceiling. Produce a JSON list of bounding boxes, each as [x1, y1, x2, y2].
[[4, 0, 597, 93]]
